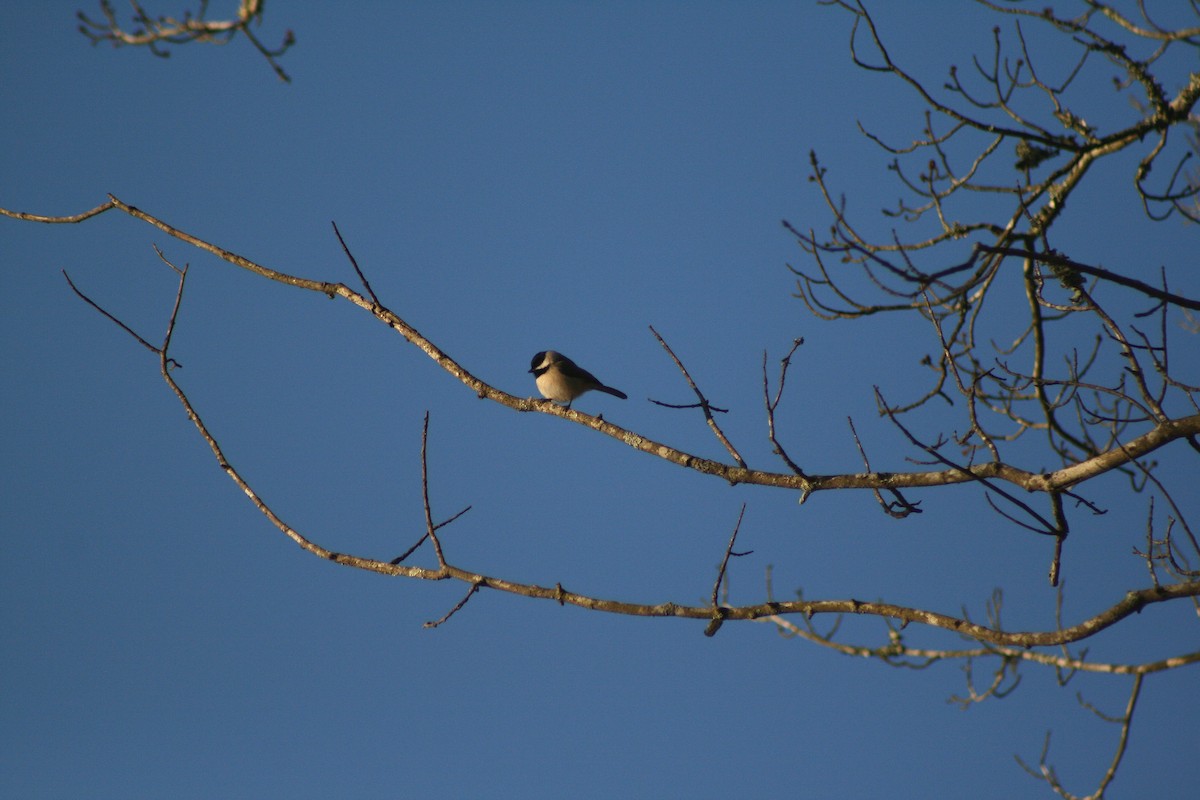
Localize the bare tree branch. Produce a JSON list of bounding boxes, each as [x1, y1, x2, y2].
[[77, 0, 295, 82], [14, 195, 1195, 501]]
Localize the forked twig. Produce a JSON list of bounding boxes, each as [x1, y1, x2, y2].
[[705, 504, 751, 637], [391, 505, 472, 565], [847, 415, 921, 518], [77, 0, 296, 82], [62, 268, 180, 368], [762, 339, 808, 478], [649, 325, 747, 469], [1016, 674, 1145, 800]]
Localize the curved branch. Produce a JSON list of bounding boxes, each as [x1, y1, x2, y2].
[[766, 613, 1200, 676], [127, 329, 1200, 647], [48, 234, 1200, 654], [8, 196, 1200, 502]]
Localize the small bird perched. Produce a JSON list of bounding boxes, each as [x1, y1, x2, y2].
[[529, 350, 628, 407]]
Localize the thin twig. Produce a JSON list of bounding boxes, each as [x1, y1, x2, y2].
[[331, 220, 379, 305], [62, 270, 173, 364], [425, 581, 483, 628], [878, 387, 1058, 535], [762, 339, 808, 477], [391, 505, 473, 565], [705, 504, 751, 637], [847, 415, 921, 518], [648, 399, 729, 412], [421, 411, 447, 568], [1087, 674, 1144, 799], [650, 325, 747, 469]]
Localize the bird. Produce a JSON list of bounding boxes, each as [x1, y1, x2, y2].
[[529, 350, 627, 407]]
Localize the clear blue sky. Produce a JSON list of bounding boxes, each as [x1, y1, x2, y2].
[[3, 2, 1197, 797]]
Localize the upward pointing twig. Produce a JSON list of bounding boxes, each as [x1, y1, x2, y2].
[[650, 325, 747, 469], [705, 504, 752, 637]]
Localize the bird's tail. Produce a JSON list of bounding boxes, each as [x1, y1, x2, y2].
[[598, 385, 628, 399]]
